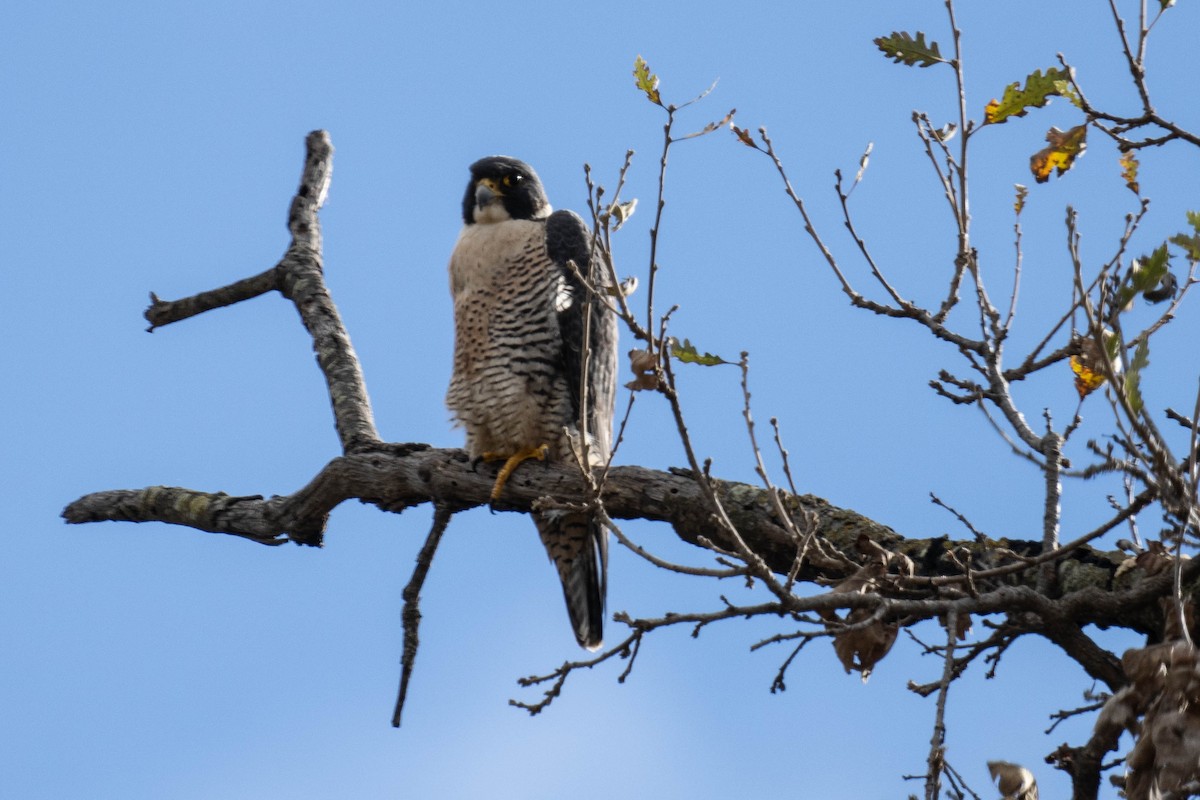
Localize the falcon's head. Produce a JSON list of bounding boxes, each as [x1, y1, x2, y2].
[[463, 156, 552, 225]]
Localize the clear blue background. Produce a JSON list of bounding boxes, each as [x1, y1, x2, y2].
[[4, 2, 1198, 797]]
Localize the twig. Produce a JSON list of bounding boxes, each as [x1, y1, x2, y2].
[[510, 630, 644, 715], [1045, 698, 1107, 735], [605, 511, 744, 578], [769, 417, 799, 495], [924, 606, 959, 800], [392, 503, 453, 727], [929, 492, 988, 541]]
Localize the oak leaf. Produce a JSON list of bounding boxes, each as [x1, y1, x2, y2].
[[1070, 335, 1110, 399], [1013, 184, 1028, 216], [669, 337, 729, 366], [625, 348, 659, 391], [1120, 150, 1140, 194], [731, 124, 759, 149], [983, 67, 1067, 125], [632, 55, 662, 106], [874, 31, 945, 68], [832, 609, 897, 682], [1030, 124, 1087, 183]]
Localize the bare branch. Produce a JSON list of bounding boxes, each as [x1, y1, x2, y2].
[[143, 131, 380, 454], [392, 504, 453, 727]]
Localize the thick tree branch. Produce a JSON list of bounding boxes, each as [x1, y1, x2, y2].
[[143, 130, 381, 453], [61, 441, 1178, 640]]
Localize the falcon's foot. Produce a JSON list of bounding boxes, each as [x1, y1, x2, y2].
[[485, 444, 549, 503]]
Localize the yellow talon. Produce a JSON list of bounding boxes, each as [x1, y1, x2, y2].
[[489, 444, 549, 502]]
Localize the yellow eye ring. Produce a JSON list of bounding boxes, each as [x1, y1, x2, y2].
[[501, 174, 522, 188]]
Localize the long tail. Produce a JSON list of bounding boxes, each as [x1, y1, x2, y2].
[[533, 510, 607, 650]]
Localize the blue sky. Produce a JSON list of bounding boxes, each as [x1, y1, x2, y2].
[[5, 2, 1199, 798]]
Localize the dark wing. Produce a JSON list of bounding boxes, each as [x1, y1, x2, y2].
[[545, 209, 617, 454], [542, 208, 618, 649]]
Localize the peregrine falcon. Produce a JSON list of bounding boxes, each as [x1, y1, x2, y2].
[[446, 156, 618, 649]]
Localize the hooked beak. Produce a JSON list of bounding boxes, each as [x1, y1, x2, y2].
[[475, 179, 499, 209]]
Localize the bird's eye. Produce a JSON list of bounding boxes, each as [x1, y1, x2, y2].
[[501, 174, 523, 188]]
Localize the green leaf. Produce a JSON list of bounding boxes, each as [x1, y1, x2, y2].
[[983, 68, 1068, 125], [1132, 245, 1170, 293], [633, 55, 662, 106], [1053, 79, 1083, 109], [1124, 339, 1150, 415], [1170, 211, 1200, 267], [1169, 232, 1200, 262], [669, 337, 729, 366], [874, 31, 945, 68], [1116, 244, 1171, 309]]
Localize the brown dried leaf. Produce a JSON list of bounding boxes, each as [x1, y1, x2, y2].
[[731, 124, 759, 150], [832, 609, 897, 682], [938, 610, 973, 642], [819, 562, 885, 623], [625, 374, 658, 391], [987, 761, 1038, 800], [625, 349, 659, 391]]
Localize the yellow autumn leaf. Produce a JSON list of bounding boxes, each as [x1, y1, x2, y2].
[[1119, 150, 1140, 194], [984, 98, 1001, 123], [1030, 124, 1088, 183], [1070, 334, 1116, 399], [1070, 355, 1105, 398]]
